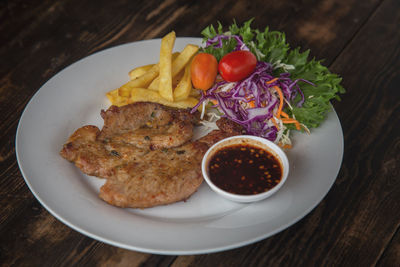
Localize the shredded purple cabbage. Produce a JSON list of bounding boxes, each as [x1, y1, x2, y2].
[[195, 34, 315, 141], [191, 61, 314, 142], [205, 34, 250, 51]]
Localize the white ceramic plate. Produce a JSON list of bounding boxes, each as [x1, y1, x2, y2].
[[16, 38, 344, 255]]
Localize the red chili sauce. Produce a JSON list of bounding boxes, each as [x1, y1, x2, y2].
[[208, 144, 282, 195]]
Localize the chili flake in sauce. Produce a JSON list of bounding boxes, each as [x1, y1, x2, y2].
[[208, 144, 282, 195]]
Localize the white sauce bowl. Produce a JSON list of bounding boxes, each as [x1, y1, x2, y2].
[[201, 135, 289, 203]]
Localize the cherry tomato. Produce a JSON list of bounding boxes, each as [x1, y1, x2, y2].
[[218, 50, 257, 82], [190, 53, 218, 90]]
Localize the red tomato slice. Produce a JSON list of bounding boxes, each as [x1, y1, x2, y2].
[[218, 50, 257, 82]]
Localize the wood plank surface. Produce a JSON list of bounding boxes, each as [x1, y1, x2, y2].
[[0, 0, 399, 266]]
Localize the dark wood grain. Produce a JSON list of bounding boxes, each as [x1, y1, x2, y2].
[[377, 229, 400, 267], [0, 0, 399, 266]]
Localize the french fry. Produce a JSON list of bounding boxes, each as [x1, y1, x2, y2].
[[147, 76, 160, 91], [158, 31, 176, 101], [128, 64, 155, 80], [118, 64, 159, 97], [171, 52, 180, 61], [106, 88, 118, 103], [173, 62, 192, 101], [171, 44, 199, 75], [106, 31, 202, 108], [148, 53, 181, 90], [148, 44, 199, 91], [106, 88, 129, 106], [130, 88, 198, 108], [173, 70, 184, 87]]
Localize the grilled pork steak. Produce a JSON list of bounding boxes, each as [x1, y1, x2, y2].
[[60, 102, 242, 208], [98, 102, 198, 149]]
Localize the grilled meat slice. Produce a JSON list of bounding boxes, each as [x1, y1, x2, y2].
[[99, 141, 208, 208], [110, 120, 193, 150], [98, 102, 198, 149], [60, 125, 150, 178], [197, 117, 245, 147], [215, 117, 245, 134]]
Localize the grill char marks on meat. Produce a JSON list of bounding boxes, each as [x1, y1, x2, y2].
[[98, 102, 198, 150], [196, 117, 245, 147], [59, 125, 141, 178], [99, 141, 208, 208], [60, 102, 243, 208]]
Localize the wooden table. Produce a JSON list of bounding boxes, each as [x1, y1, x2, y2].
[[1, 0, 399, 266]]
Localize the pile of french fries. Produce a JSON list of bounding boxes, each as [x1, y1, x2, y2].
[[106, 31, 201, 109]]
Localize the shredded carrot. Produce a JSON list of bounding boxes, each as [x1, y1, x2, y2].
[[243, 90, 256, 108], [266, 78, 278, 84], [210, 99, 218, 105], [280, 111, 290, 118], [243, 90, 255, 107], [270, 117, 280, 130], [267, 84, 303, 132], [272, 85, 284, 118], [282, 144, 292, 149], [281, 118, 298, 123], [281, 118, 301, 130], [278, 142, 292, 149]]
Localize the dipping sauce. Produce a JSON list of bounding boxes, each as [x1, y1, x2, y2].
[[207, 144, 282, 195]]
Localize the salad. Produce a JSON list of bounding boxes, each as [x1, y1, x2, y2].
[[190, 19, 345, 148]]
